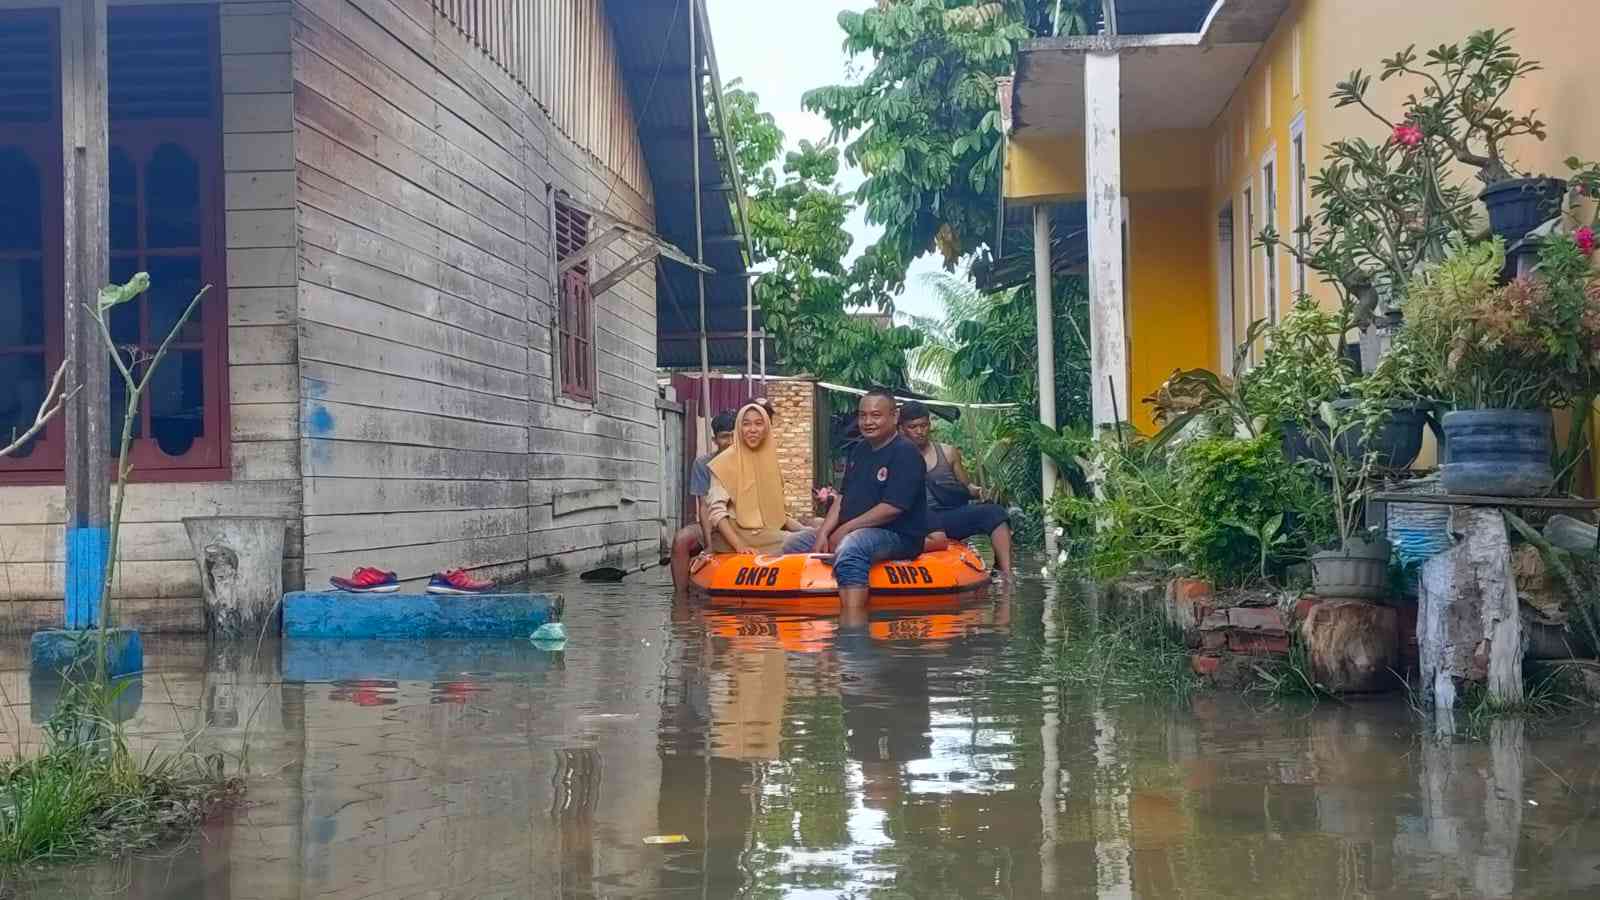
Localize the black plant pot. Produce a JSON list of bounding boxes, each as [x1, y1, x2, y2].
[[1439, 408, 1554, 497], [1480, 177, 1566, 245], [1280, 400, 1430, 470]]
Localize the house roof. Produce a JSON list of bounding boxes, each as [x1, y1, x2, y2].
[[604, 0, 769, 369], [1011, 0, 1291, 136]]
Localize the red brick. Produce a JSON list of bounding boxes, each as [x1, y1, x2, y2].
[[1201, 629, 1228, 651], [1228, 631, 1291, 656], [1199, 610, 1230, 631], [1191, 654, 1222, 677], [1293, 595, 1325, 624], [1228, 606, 1287, 635]]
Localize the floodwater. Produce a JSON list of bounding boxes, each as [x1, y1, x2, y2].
[[6, 567, 1600, 898]]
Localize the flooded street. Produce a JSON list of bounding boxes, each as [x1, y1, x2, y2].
[[7, 568, 1600, 898]]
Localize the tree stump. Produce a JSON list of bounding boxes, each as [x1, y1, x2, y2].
[[1418, 506, 1523, 712], [183, 516, 288, 641]]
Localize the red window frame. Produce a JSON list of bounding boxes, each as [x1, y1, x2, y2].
[[0, 5, 229, 485], [554, 196, 596, 402]]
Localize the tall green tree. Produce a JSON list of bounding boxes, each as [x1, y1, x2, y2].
[[719, 80, 922, 390], [802, 1, 1097, 288]]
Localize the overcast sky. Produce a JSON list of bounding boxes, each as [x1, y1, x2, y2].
[[703, 0, 950, 322]]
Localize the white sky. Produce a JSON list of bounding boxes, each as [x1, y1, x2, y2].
[[704, 0, 949, 322]]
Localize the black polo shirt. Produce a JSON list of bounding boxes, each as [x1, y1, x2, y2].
[[838, 434, 928, 544]]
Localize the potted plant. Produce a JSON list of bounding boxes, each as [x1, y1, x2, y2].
[[1398, 237, 1600, 496], [1361, 30, 1560, 245], [1246, 298, 1430, 471], [1298, 401, 1391, 600]]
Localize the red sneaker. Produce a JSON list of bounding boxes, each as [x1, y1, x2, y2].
[[329, 567, 399, 593], [426, 568, 494, 595]]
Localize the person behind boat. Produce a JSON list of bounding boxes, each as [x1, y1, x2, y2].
[[670, 409, 738, 595], [898, 401, 1014, 580], [783, 389, 928, 609], [705, 402, 812, 553]]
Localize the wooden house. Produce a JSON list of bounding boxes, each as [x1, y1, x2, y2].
[[0, 0, 751, 630]]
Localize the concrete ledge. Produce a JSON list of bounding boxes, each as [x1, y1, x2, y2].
[[281, 638, 561, 682], [30, 628, 144, 678], [282, 591, 563, 639]]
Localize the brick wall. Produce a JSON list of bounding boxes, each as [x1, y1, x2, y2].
[[768, 379, 817, 523]]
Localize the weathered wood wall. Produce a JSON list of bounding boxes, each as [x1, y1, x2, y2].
[[0, 0, 302, 632], [293, 0, 661, 588]]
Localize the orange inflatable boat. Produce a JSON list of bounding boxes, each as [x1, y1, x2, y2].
[[689, 542, 991, 609]]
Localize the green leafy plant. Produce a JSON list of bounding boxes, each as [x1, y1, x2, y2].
[[1174, 434, 1333, 584], [1221, 513, 1287, 582], [1399, 238, 1600, 410]]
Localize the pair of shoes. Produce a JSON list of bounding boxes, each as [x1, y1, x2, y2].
[[330, 567, 399, 593], [425, 568, 495, 595]]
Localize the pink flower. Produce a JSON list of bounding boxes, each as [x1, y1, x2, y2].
[[1577, 226, 1597, 255], [1392, 123, 1424, 149]]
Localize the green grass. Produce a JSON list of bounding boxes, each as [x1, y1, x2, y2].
[[1248, 637, 1339, 702], [1049, 596, 1199, 701], [0, 674, 238, 870]]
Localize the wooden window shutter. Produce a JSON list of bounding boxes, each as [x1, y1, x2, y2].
[[554, 198, 595, 401]]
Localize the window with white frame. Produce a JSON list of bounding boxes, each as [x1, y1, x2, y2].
[[1289, 113, 1309, 297], [1263, 66, 1273, 129], [1242, 183, 1256, 358], [1261, 148, 1279, 325], [1292, 26, 1303, 98]]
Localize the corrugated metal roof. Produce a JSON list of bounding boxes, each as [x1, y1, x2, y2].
[[603, 0, 757, 368]]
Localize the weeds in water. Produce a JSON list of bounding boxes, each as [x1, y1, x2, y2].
[[1455, 670, 1581, 738], [0, 674, 238, 870], [1049, 598, 1198, 701], [1249, 638, 1338, 702]]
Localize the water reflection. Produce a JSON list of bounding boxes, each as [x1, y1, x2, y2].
[[1, 572, 1599, 897]]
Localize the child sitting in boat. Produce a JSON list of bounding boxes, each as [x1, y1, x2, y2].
[[704, 402, 812, 553]]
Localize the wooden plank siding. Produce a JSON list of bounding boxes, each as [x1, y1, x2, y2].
[[292, 0, 663, 588], [0, 0, 302, 632]]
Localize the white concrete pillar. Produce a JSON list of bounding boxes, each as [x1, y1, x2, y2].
[[1085, 50, 1128, 428], [1033, 204, 1059, 558]]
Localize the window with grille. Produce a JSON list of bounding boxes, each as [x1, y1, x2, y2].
[[0, 5, 227, 483], [555, 196, 596, 402]]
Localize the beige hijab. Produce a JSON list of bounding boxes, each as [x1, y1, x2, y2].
[[708, 403, 787, 530]]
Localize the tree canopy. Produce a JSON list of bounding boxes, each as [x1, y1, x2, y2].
[[719, 81, 922, 390], [802, 1, 1096, 289]]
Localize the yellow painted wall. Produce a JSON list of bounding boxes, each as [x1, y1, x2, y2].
[[1127, 191, 1216, 432], [1006, 129, 1213, 200]]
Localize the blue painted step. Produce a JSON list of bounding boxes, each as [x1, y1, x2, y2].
[[282, 591, 563, 639], [281, 638, 562, 682]]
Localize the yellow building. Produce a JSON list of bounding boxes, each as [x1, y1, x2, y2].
[[1001, 0, 1600, 436]]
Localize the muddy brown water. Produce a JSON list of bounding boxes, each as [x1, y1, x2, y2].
[[7, 566, 1600, 898]]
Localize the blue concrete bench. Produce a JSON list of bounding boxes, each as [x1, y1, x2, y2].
[[282, 591, 562, 639]]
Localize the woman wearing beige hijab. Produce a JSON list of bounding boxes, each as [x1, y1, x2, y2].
[[704, 403, 811, 553]]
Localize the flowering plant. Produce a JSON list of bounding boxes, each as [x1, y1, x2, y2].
[[1398, 238, 1600, 409]]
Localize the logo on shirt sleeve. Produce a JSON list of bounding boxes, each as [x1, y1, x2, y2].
[[876, 466, 889, 483]]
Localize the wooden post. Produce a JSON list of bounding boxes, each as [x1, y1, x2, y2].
[[184, 517, 288, 641], [1033, 204, 1059, 559], [61, 0, 111, 630], [1419, 506, 1524, 712], [1084, 50, 1128, 429], [688, 8, 711, 439]]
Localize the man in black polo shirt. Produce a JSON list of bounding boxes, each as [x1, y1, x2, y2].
[[783, 389, 928, 608]]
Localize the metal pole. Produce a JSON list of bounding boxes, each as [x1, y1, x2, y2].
[[62, 0, 111, 630], [745, 276, 753, 397], [689, 7, 711, 437], [1033, 204, 1059, 559]]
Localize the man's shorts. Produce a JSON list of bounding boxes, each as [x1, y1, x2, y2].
[[929, 503, 1009, 541]]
